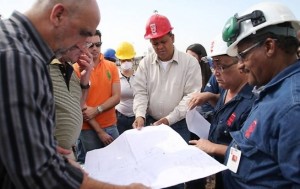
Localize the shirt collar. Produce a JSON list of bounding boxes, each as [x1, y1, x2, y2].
[[50, 58, 63, 65], [11, 11, 54, 65], [119, 70, 135, 79], [152, 47, 179, 64], [253, 60, 300, 98], [98, 53, 104, 63]]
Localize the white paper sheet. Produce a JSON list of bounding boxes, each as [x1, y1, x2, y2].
[[186, 108, 210, 139], [84, 125, 227, 189]]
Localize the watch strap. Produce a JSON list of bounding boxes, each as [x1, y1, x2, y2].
[[80, 83, 90, 89]]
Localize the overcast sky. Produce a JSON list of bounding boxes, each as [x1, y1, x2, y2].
[[1, 0, 299, 56]]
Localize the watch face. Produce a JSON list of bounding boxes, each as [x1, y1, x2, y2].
[[97, 106, 103, 113]]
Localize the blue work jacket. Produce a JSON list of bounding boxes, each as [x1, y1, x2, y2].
[[223, 60, 300, 189], [209, 83, 255, 163]]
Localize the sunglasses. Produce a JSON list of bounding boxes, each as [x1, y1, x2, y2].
[[88, 42, 102, 48], [222, 10, 266, 46]]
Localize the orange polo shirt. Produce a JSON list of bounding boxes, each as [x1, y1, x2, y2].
[[74, 54, 120, 129]]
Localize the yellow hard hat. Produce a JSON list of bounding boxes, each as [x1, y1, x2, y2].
[[115, 42, 136, 60]]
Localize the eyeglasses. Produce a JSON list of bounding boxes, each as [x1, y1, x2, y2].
[[210, 61, 238, 73], [88, 42, 102, 48], [237, 41, 262, 61]]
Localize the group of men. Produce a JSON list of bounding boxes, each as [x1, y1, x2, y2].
[[0, 0, 300, 189]]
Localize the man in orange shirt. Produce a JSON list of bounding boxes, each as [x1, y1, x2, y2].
[[74, 30, 121, 163]]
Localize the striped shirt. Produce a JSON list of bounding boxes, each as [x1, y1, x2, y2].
[[50, 59, 83, 151], [0, 11, 83, 189]]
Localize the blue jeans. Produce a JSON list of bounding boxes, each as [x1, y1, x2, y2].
[[76, 125, 119, 163], [146, 115, 190, 143], [116, 110, 135, 134]]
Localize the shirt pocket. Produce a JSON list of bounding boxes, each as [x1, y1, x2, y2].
[[227, 133, 262, 182]]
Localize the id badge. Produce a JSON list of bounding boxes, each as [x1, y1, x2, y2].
[[226, 147, 241, 173]]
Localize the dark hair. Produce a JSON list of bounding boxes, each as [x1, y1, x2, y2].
[[186, 43, 207, 57], [186, 43, 212, 91], [95, 30, 102, 38]]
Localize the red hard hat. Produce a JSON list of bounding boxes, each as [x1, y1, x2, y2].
[[144, 14, 173, 39]]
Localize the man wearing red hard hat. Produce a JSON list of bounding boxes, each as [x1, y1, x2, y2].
[[132, 13, 202, 188]]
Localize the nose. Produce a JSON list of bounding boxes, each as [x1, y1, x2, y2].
[[237, 62, 246, 73], [212, 68, 221, 76], [156, 43, 164, 50]]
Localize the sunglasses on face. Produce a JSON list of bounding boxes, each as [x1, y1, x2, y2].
[[88, 42, 102, 48]]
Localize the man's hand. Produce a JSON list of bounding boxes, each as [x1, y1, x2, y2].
[[82, 106, 98, 121], [153, 117, 169, 126], [97, 131, 114, 146], [188, 92, 208, 110], [189, 138, 216, 155], [77, 50, 94, 75], [132, 116, 145, 130], [56, 146, 72, 156]]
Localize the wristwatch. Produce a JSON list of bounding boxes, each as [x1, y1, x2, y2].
[[80, 82, 90, 89], [97, 105, 103, 114]]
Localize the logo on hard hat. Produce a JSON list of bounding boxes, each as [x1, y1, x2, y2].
[[150, 23, 157, 35]]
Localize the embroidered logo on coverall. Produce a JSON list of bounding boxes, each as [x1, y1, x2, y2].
[[245, 120, 257, 138], [227, 112, 236, 127]]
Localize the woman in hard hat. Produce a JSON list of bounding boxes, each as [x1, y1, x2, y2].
[[115, 41, 136, 134], [188, 33, 255, 189]]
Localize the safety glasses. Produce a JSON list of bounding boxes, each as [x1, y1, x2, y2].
[[222, 10, 266, 46], [210, 60, 238, 73], [202, 56, 238, 73], [237, 41, 262, 61]]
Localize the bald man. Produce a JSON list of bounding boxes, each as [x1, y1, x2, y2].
[[0, 0, 148, 188]]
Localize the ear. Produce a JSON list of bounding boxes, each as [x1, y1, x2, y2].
[[171, 34, 175, 43], [264, 38, 276, 57], [49, 4, 66, 27]]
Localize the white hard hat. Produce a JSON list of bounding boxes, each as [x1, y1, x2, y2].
[[222, 2, 300, 56], [209, 33, 229, 57]]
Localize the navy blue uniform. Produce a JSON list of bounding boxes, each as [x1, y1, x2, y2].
[[223, 61, 300, 189], [209, 83, 255, 189]]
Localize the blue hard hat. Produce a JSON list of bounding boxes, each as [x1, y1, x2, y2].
[[104, 48, 117, 61]]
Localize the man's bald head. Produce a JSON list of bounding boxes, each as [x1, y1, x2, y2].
[[25, 0, 100, 56]]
